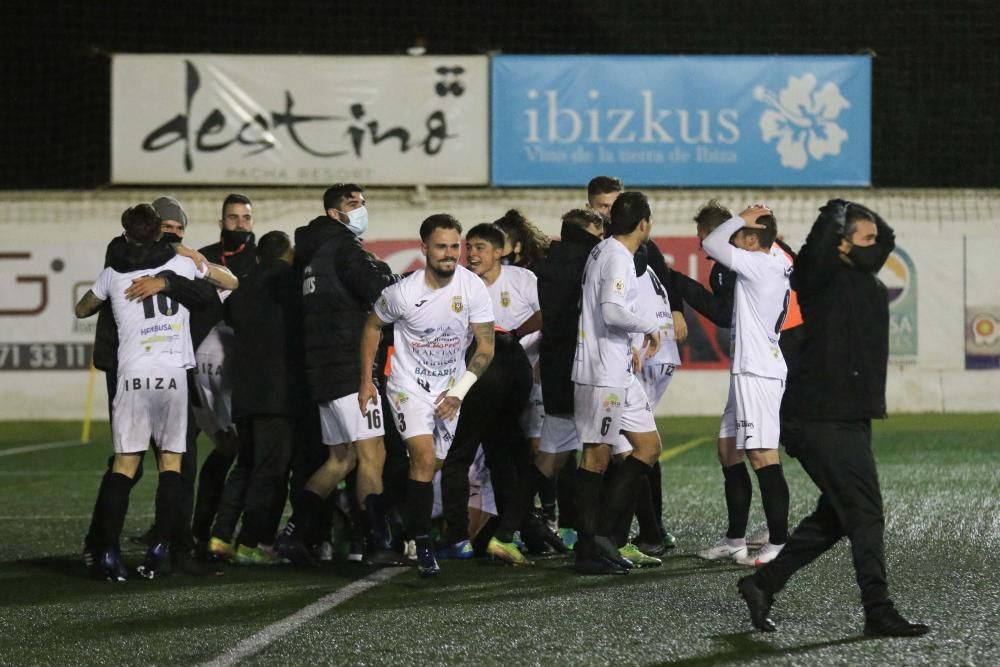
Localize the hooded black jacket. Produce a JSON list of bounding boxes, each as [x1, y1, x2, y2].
[[189, 233, 256, 350], [536, 221, 601, 416], [299, 216, 399, 402], [784, 200, 895, 421]]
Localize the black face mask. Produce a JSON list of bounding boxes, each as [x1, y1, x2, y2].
[[221, 228, 252, 252], [847, 244, 883, 273], [160, 232, 183, 245]]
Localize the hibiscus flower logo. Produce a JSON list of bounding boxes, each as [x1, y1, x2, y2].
[[755, 74, 850, 169]]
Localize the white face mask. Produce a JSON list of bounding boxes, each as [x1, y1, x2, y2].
[[345, 206, 369, 236]]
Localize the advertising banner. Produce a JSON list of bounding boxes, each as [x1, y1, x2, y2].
[[491, 55, 871, 186], [112, 55, 489, 185]]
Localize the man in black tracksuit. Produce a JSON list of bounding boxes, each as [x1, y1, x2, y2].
[[210, 231, 303, 562], [738, 199, 929, 637], [278, 184, 404, 566], [190, 194, 258, 553]]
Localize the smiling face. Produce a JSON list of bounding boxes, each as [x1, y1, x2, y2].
[[423, 227, 462, 280], [466, 235, 502, 278]]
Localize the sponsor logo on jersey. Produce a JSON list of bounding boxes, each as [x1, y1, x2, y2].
[[500, 290, 511, 307], [736, 419, 755, 429], [451, 295, 464, 313], [602, 393, 622, 410], [612, 278, 626, 296], [414, 299, 428, 307], [123, 376, 179, 391]]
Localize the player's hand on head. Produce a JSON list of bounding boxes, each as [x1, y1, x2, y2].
[[125, 276, 167, 301], [738, 203, 771, 227]]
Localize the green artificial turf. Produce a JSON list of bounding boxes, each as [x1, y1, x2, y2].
[[0, 415, 997, 665]]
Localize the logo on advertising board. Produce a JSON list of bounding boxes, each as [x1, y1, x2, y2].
[[112, 55, 489, 185], [965, 307, 1000, 369], [879, 246, 918, 363], [490, 55, 870, 186]]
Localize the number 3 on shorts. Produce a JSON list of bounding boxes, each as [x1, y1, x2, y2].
[[396, 411, 406, 432]]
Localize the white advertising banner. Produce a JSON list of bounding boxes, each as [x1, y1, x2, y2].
[[111, 55, 489, 185]]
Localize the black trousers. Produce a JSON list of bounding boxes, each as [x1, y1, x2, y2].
[[757, 419, 890, 611], [441, 332, 533, 545], [213, 415, 294, 547]]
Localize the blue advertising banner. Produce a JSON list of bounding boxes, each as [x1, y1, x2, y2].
[[491, 55, 871, 186]]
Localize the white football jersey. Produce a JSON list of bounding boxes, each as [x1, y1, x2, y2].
[[632, 268, 681, 367], [483, 265, 541, 366], [726, 229, 792, 380], [573, 237, 653, 388], [375, 265, 494, 400], [91, 255, 205, 372]]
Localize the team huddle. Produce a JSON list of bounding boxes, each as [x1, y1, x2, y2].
[[73, 177, 929, 637]]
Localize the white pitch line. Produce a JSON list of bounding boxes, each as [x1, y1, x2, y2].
[[0, 440, 85, 458], [201, 567, 407, 667]]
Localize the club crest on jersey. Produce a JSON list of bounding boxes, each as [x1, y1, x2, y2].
[[602, 393, 622, 411], [500, 290, 511, 308], [612, 278, 626, 296], [451, 296, 464, 313]]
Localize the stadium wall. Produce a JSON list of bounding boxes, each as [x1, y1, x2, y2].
[[2, 188, 997, 420]]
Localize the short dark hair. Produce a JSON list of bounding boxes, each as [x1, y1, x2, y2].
[[587, 175, 624, 198], [256, 230, 292, 262], [466, 222, 506, 250], [323, 183, 364, 211], [419, 214, 462, 242], [740, 213, 778, 249], [222, 193, 252, 218], [694, 199, 733, 233], [561, 208, 606, 231], [121, 204, 161, 245], [844, 203, 876, 238], [608, 191, 651, 235]]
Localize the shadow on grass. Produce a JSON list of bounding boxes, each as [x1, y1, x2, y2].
[[651, 632, 872, 666]]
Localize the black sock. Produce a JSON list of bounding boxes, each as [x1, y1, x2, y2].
[[557, 456, 578, 530], [406, 479, 434, 539], [192, 450, 236, 543], [634, 473, 663, 546], [540, 475, 558, 524], [97, 472, 133, 552], [152, 471, 183, 545], [287, 488, 324, 539], [573, 467, 604, 556], [754, 463, 790, 545], [603, 456, 650, 545], [722, 462, 752, 539], [364, 493, 389, 548], [647, 461, 664, 531]]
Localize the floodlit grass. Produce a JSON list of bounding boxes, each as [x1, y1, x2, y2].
[[0, 415, 997, 665]]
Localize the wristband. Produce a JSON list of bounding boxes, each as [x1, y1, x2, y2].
[[445, 370, 478, 401]]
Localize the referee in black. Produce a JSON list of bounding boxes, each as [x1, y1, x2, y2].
[[737, 199, 929, 637]]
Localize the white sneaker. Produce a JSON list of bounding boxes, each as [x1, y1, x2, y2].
[[698, 537, 748, 561], [403, 539, 418, 562], [735, 541, 784, 567], [746, 527, 770, 548]]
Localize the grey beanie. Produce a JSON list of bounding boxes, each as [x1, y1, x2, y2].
[[151, 196, 188, 229]]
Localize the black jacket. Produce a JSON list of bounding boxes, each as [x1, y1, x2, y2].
[[784, 200, 895, 422], [225, 259, 303, 418], [92, 236, 220, 372], [300, 216, 399, 402], [537, 222, 601, 416], [190, 235, 256, 350], [672, 258, 736, 329], [644, 240, 685, 316]]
